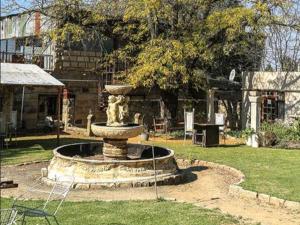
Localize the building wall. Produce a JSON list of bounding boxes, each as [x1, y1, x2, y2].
[[54, 50, 101, 75], [12, 86, 59, 130], [1, 11, 50, 39], [242, 72, 300, 128]]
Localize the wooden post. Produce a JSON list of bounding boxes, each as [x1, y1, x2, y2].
[[20, 86, 25, 127], [56, 87, 62, 146]]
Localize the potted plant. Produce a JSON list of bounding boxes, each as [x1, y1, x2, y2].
[[242, 128, 255, 146]]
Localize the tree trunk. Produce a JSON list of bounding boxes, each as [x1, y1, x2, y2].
[[160, 89, 179, 127], [222, 99, 240, 130]]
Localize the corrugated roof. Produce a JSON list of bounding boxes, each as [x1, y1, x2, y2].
[[0, 63, 64, 86]]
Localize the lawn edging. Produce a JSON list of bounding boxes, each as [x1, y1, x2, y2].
[[2, 159, 50, 167], [2, 158, 300, 212], [176, 158, 300, 212]]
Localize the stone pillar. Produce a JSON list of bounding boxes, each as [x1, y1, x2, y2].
[[62, 88, 72, 132], [207, 89, 216, 123], [249, 91, 261, 148], [86, 110, 95, 137], [1, 87, 14, 132]]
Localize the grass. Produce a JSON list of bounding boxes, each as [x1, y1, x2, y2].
[[0, 198, 251, 225], [1, 135, 300, 201], [149, 141, 300, 202], [0, 135, 95, 165]]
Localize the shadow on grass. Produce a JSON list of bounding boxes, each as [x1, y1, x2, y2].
[[216, 144, 244, 148]]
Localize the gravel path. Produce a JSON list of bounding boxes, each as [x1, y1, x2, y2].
[[1, 162, 299, 225]]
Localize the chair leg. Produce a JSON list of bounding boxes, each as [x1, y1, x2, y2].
[[53, 216, 60, 225], [21, 215, 26, 225], [45, 216, 52, 225]]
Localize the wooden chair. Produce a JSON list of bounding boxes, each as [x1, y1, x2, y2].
[[153, 117, 167, 134]]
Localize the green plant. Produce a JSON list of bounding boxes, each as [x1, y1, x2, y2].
[[169, 130, 185, 138], [226, 130, 243, 138], [241, 128, 255, 139], [260, 121, 300, 142]]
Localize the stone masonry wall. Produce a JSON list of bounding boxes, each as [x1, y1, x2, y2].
[[242, 72, 300, 128], [54, 50, 101, 76]]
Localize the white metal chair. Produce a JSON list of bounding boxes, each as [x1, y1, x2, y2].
[[12, 177, 73, 225], [215, 113, 226, 143], [0, 208, 19, 225], [184, 108, 195, 140]]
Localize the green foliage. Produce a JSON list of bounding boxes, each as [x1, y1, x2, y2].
[[241, 128, 255, 139], [128, 38, 200, 90], [260, 120, 300, 142], [44, 0, 275, 92], [227, 130, 243, 138], [169, 130, 185, 138]]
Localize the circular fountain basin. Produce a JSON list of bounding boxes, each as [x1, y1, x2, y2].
[[91, 123, 143, 139], [105, 84, 133, 95], [45, 142, 182, 189]]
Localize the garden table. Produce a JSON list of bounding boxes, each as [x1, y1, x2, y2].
[[193, 123, 221, 147]]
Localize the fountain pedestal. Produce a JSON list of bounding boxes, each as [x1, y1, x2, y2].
[[103, 138, 128, 160]]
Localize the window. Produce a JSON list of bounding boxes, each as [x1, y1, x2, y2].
[[261, 91, 285, 122]]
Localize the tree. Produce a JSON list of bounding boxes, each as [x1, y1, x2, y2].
[[261, 0, 300, 71], [115, 0, 266, 124], [4, 0, 298, 125]]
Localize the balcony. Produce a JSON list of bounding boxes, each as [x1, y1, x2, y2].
[[0, 52, 54, 71]]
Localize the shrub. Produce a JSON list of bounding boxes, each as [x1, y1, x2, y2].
[[260, 120, 300, 142], [169, 130, 185, 138], [226, 130, 243, 138]]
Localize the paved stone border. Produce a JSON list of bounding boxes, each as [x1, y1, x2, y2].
[[176, 158, 300, 212], [42, 173, 184, 190]]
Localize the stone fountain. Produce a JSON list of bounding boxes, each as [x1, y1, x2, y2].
[[44, 85, 182, 189]]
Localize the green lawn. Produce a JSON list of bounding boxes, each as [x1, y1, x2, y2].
[[0, 136, 93, 165], [1, 136, 300, 202], [0, 198, 252, 225], [150, 141, 300, 202]]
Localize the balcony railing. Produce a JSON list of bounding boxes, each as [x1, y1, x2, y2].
[[0, 52, 54, 71]]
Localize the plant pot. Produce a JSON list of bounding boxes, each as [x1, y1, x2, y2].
[[140, 132, 149, 141]]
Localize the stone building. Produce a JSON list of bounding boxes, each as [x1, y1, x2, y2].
[[0, 11, 118, 130], [242, 71, 300, 129]]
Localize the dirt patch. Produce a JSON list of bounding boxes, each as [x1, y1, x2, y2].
[[1, 162, 299, 225]]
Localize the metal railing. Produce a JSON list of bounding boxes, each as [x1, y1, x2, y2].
[[0, 52, 54, 71]]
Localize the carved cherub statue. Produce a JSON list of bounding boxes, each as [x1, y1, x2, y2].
[[119, 96, 129, 125], [106, 95, 123, 126]]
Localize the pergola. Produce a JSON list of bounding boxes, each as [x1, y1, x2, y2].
[[0, 63, 64, 145], [206, 77, 242, 123]]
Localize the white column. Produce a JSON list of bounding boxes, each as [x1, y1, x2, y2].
[[249, 92, 261, 148], [207, 89, 216, 123]]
